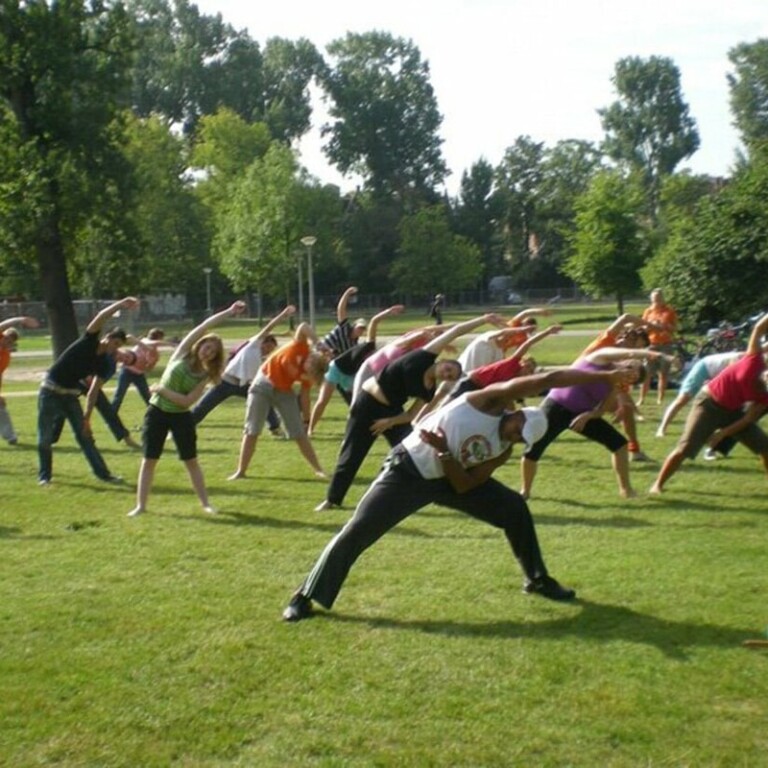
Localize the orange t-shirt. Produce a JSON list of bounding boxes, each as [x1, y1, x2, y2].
[[579, 329, 619, 358], [500, 319, 531, 351], [261, 339, 311, 392], [642, 306, 677, 346]]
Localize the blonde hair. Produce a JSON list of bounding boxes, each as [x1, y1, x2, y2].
[[189, 333, 225, 383], [304, 351, 329, 385]]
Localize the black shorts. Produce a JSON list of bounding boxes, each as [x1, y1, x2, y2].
[[143, 405, 197, 461]]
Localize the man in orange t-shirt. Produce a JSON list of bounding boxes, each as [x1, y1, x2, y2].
[[638, 289, 678, 405], [0, 315, 40, 445], [229, 322, 329, 480]]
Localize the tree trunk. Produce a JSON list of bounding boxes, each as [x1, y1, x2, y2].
[[36, 191, 78, 358]]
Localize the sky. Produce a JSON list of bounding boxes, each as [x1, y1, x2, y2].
[[194, 0, 768, 196]]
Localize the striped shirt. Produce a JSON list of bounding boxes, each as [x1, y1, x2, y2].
[[321, 319, 357, 358]]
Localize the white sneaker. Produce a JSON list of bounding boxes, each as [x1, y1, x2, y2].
[[127, 507, 145, 517], [203, 505, 218, 515], [703, 448, 719, 461], [314, 499, 338, 512]]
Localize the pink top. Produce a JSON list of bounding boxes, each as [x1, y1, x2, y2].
[[367, 333, 428, 376], [125, 342, 160, 374], [707, 352, 768, 410]]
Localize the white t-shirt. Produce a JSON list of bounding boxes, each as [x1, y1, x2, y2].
[[458, 331, 503, 373], [224, 339, 263, 386], [402, 394, 509, 479]]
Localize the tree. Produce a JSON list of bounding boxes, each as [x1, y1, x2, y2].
[[565, 171, 647, 312], [0, 0, 134, 355], [728, 39, 768, 153], [599, 56, 700, 217], [391, 205, 482, 296], [321, 31, 447, 199]]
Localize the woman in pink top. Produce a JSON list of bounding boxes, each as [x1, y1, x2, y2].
[[650, 312, 768, 493]]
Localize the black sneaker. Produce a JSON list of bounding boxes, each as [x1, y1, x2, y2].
[[523, 575, 576, 601], [282, 593, 314, 622]]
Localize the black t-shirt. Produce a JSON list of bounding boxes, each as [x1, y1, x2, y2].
[[334, 341, 376, 377], [376, 349, 438, 407], [48, 332, 111, 389]]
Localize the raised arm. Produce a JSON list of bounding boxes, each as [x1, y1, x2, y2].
[[0, 316, 40, 334], [423, 314, 503, 355], [171, 301, 246, 362], [747, 312, 768, 355], [509, 307, 552, 325], [509, 324, 562, 359], [294, 321, 318, 346], [336, 286, 358, 324], [248, 305, 296, 344], [85, 297, 139, 335], [470, 367, 634, 415], [365, 304, 405, 344]]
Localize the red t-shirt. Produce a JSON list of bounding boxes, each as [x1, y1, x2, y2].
[[469, 357, 524, 388], [707, 352, 768, 410]]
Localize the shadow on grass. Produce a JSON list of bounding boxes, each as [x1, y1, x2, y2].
[[0, 525, 59, 541], [324, 598, 754, 659]]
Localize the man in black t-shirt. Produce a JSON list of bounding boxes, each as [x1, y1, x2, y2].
[[37, 297, 139, 485]]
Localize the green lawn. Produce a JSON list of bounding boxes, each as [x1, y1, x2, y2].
[[1, 322, 766, 767]]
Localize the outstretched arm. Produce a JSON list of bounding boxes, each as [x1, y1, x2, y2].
[[423, 314, 504, 355], [248, 305, 296, 344], [336, 286, 358, 324], [509, 307, 552, 325], [365, 304, 405, 344], [585, 347, 673, 367], [510, 324, 562, 359], [0, 316, 40, 334], [747, 312, 768, 356], [605, 313, 646, 337], [470, 367, 634, 416], [85, 297, 139, 335], [171, 301, 246, 362], [294, 321, 318, 346]]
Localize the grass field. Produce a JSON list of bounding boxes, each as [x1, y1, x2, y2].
[[1, 311, 767, 766]]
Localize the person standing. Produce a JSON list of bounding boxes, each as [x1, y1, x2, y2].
[[428, 293, 445, 325], [227, 321, 329, 481], [650, 312, 768, 494], [191, 305, 296, 427], [128, 301, 246, 517], [638, 289, 678, 405], [111, 328, 168, 416], [282, 364, 632, 622], [0, 315, 41, 445], [37, 297, 138, 485]]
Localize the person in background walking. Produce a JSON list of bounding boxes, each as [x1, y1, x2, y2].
[[0, 315, 41, 445], [128, 301, 246, 517], [638, 289, 678, 405], [428, 293, 445, 325]]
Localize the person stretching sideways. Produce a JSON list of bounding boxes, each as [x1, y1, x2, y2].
[[650, 312, 768, 494], [128, 301, 246, 517], [314, 314, 504, 512], [228, 321, 329, 481], [37, 297, 137, 486], [111, 328, 172, 417], [0, 315, 40, 445], [282, 364, 634, 622]]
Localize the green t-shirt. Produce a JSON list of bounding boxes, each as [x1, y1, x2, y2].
[[150, 358, 207, 413]]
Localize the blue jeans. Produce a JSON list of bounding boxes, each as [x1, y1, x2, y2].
[[112, 368, 151, 414], [37, 388, 113, 482]]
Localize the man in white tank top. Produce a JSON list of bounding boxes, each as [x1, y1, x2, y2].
[[283, 365, 632, 622]]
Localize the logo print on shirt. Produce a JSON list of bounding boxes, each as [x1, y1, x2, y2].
[[460, 435, 492, 465]]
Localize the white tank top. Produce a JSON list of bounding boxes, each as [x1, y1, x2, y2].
[[402, 394, 509, 479]]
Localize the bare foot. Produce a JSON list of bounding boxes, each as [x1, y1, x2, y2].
[[227, 471, 246, 481], [314, 469, 328, 480], [620, 488, 637, 499], [127, 506, 145, 517], [202, 505, 218, 514], [519, 490, 530, 500], [649, 484, 663, 495]]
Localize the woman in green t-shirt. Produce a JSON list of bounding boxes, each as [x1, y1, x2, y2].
[[128, 301, 246, 517]]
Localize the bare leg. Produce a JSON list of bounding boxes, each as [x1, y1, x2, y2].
[[185, 457, 213, 511], [649, 448, 686, 494], [520, 457, 538, 499], [612, 445, 635, 498], [637, 377, 649, 406], [657, 370, 668, 404], [295, 434, 327, 478], [229, 433, 258, 480], [129, 458, 157, 516], [308, 381, 335, 436], [657, 394, 689, 437]]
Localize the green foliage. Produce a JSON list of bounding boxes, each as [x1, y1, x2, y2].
[[643, 153, 768, 326], [321, 31, 447, 199], [600, 56, 700, 216], [391, 205, 482, 295], [565, 170, 647, 310], [728, 38, 768, 152]]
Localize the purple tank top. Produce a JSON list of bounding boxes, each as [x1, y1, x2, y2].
[[548, 360, 611, 414]]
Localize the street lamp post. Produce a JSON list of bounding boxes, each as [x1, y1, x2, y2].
[[296, 251, 304, 322], [203, 267, 212, 317], [300, 235, 317, 328]]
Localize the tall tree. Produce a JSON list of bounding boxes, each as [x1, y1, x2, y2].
[[599, 56, 700, 217], [391, 205, 482, 296], [0, 0, 134, 354], [728, 39, 768, 153], [321, 31, 447, 200], [565, 170, 647, 313]]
